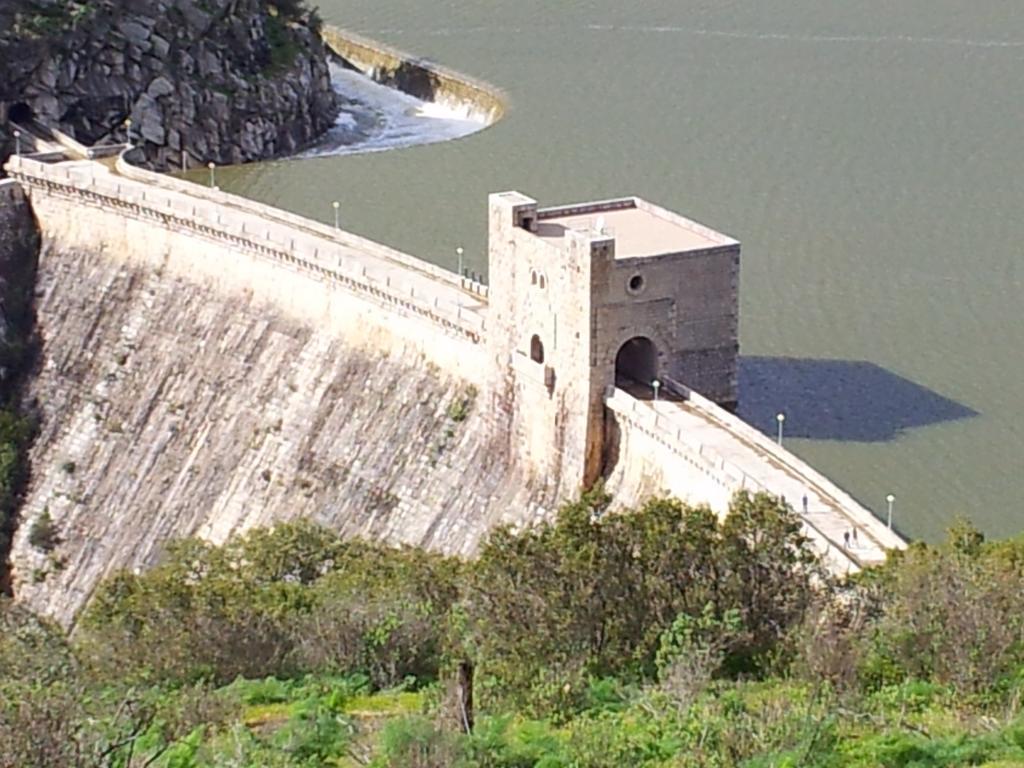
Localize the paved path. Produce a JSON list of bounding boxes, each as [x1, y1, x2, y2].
[[40, 157, 489, 332]]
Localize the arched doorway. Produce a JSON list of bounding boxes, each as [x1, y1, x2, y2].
[[7, 102, 33, 124], [615, 336, 658, 387], [530, 334, 544, 364]]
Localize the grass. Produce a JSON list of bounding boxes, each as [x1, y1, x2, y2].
[[345, 690, 423, 717], [243, 700, 294, 727]]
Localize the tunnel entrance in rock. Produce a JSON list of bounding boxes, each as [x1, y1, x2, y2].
[[615, 336, 658, 387], [7, 102, 33, 125]]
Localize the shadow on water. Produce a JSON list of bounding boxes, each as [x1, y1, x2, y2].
[[738, 356, 978, 442]]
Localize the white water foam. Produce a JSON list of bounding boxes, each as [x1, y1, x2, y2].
[[301, 64, 487, 158]]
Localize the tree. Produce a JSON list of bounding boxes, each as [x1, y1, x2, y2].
[[716, 491, 822, 673], [462, 490, 820, 712]]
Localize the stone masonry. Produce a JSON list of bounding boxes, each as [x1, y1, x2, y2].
[[486, 192, 740, 498], [4, 151, 903, 623]]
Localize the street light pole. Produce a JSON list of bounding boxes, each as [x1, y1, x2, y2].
[[332, 200, 340, 230], [456, 246, 464, 277], [207, 161, 216, 189], [776, 412, 785, 446], [652, 379, 661, 401], [13, 130, 20, 156], [886, 493, 895, 529], [124, 118, 132, 145]]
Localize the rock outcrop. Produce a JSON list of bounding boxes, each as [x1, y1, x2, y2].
[[0, 0, 339, 169]]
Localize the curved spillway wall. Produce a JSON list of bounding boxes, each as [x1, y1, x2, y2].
[[320, 26, 507, 126]]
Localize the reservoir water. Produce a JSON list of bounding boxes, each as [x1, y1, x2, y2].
[[213, 1, 1024, 542]]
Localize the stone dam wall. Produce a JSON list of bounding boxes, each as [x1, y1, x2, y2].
[[3, 147, 901, 622], [10, 239, 553, 627], [7, 155, 487, 377], [4, 155, 554, 626], [603, 381, 905, 574]]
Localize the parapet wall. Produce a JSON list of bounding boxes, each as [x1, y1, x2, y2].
[[321, 26, 506, 125], [603, 382, 906, 573], [6, 154, 488, 380], [114, 150, 489, 300]]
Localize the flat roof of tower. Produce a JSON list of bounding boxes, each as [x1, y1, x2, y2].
[[535, 197, 736, 259]]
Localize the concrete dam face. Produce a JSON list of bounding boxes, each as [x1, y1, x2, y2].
[[1, 32, 903, 620], [11, 236, 553, 626]]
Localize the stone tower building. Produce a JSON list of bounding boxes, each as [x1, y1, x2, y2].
[[487, 191, 740, 496]]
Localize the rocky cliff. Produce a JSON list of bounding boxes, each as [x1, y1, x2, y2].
[[0, 0, 339, 169], [10, 240, 555, 627]]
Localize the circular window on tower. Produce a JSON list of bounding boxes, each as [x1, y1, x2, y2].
[[627, 273, 645, 295]]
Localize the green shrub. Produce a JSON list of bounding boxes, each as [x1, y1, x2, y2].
[[28, 509, 58, 552], [264, 14, 300, 74], [375, 715, 463, 768], [447, 386, 477, 423]]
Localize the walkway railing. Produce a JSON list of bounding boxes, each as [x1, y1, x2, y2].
[[114, 148, 490, 300], [660, 376, 904, 549], [6, 154, 488, 343], [604, 381, 906, 572]]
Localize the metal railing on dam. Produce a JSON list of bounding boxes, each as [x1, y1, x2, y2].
[[605, 380, 906, 574], [6, 153, 488, 347]]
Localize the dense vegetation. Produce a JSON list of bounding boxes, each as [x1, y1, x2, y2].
[[0, 206, 39, 586], [3, 490, 1024, 766]]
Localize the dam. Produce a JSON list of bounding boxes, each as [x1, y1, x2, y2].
[[1, 135, 903, 624], [0, 27, 904, 624]]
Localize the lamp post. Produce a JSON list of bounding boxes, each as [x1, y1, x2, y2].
[[207, 161, 216, 188], [13, 129, 20, 156], [886, 493, 895, 529], [652, 379, 661, 401], [776, 412, 785, 445], [124, 118, 132, 145], [332, 200, 340, 230], [456, 246, 464, 277]]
